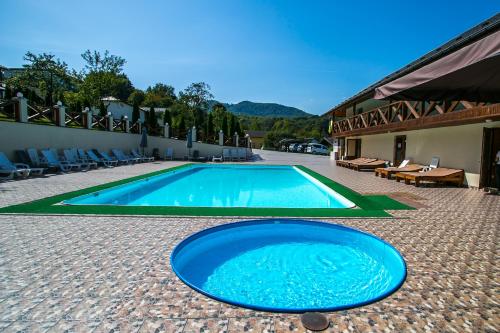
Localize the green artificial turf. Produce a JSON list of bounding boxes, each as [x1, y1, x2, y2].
[[0, 164, 413, 217]]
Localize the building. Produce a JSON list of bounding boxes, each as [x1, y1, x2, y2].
[[324, 14, 500, 188], [244, 130, 268, 149], [102, 96, 147, 123]]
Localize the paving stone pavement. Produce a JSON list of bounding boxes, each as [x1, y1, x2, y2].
[[0, 150, 498, 332]]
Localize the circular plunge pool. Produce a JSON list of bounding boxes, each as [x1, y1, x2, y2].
[[170, 219, 406, 312]]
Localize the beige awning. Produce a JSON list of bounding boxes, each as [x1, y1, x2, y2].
[[374, 30, 500, 102]]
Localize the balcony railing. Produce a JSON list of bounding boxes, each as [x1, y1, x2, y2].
[[332, 100, 493, 136]]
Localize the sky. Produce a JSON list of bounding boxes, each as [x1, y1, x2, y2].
[[1, 1, 498, 115]]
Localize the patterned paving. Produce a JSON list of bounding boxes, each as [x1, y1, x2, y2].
[[0, 150, 498, 332]]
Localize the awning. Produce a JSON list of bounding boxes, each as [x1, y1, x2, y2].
[[374, 30, 500, 102]]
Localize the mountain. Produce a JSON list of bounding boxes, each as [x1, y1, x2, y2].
[[208, 100, 312, 118]]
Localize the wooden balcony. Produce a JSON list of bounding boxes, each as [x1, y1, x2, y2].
[[332, 100, 500, 137]]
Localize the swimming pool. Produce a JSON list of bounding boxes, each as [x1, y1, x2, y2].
[[63, 165, 355, 208], [171, 219, 406, 312]]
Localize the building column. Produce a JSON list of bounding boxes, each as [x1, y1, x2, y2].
[[192, 126, 196, 142], [235, 132, 239, 147], [219, 130, 224, 146], [14, 92, 28, 123], [164, 123, 170, 138], [124, 116, 130, 133], [107, 113, 113, 131], [56, 101, 65, 127]]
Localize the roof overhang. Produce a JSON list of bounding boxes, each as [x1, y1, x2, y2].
[[374, 30, 500, 102]]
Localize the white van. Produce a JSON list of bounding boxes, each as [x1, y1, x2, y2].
[[306, 143, 329, 155]]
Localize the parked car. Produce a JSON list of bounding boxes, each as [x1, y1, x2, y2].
[[289, 143, 300, 152], [306, 143, 329, 155], [296, 143, 308, 153]]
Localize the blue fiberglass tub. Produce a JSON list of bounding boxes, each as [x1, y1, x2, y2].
[[171, 219, 406, 313]]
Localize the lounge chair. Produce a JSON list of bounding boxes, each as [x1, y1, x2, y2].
[[222, 149, 231, 162], [164, 148, 174, 161], [98, 150, 125, 165], [230, 148, 239, 162], [351, 159, 387, 171], [131, 149, 154, 162], [63, 149, 94, 171], [336, 157, 372, 168], [27, 148, 48, 168], [394, 168, 464, 187], [0, 152, 32, 179], [112, 149, 139, 164], [86, 150, 117, 167], [421, 156, 440, 172], [15, 150, 46, 176], [345, 158, 377, 169], [238, 148, 247, 161], [189, 150, 207, 162], [212, 155, 223, 162], [375, 163, 424, 179], [41, 149, 80, 172], [76, 149, 98, 168]]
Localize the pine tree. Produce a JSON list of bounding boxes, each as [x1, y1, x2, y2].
[[222, 115, 228, 137], [206, 112, 214, 142], [132, 102, 140, 124], [148, 106, 157, 133], [163, 109, 172, 126], [99, 100, 107, 117]]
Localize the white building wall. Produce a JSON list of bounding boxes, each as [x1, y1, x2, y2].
[[103, 101, 146, 122], [351, 121, 500, 187]]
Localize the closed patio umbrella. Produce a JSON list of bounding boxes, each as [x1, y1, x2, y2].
[[140, 126, 148, 155], [186, 128, 193, 158]]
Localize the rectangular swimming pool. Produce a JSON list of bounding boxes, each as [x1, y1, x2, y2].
[[63, 165, 355, 209]]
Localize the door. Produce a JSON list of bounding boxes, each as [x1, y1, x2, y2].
[[480, 128, 500, 188], [393, 135, 406, 167]]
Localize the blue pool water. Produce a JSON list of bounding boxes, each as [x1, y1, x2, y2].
[[64, 165, 355, 208], [171, 219, 406, 312]]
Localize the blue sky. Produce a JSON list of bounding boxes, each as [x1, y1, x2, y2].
[[1, 1, 498, 114]]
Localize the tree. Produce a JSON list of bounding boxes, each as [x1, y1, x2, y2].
[[163, 109, 172, 126], [229, 113, 236, 136], [132, 102, 140, 124], [127, 89, 145, 106], [143, 83, 176, 107], [79, 50, 133, 107], [99, 100, 107, 117], [211, 103, 227, 131], [222, 114, 229, 137], [179, 82, 213, 110], [147, 106, 158, 132], [7, 51, 73, 106], [206, 112, 214, 142], [81, 50, 126, 75]]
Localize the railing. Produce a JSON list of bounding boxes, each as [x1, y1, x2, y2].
[[65, 111, 84, 127], [0, 99, 16, 121], [27, 104, 56, 124], [0, 96, 246, 146], [332, 100, 485, 136]]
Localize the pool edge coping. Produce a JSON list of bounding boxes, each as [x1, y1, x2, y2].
[[0, 163, 414, 217]]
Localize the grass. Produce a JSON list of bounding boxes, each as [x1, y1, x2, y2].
[[0, 164, 414, 217]]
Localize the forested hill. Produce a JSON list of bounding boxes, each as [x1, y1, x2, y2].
[[208, 100, 312, 118]]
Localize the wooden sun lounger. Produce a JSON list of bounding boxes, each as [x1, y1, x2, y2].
[[336, 157, 366, 167], [394, 168, 464, 187], [351, 159, 386, 171], [346, 158, 377, 169], [375, 164, 424, 179]]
